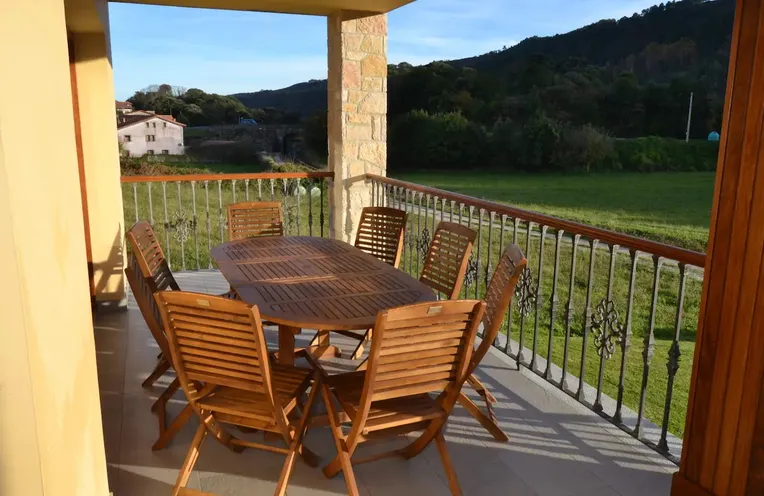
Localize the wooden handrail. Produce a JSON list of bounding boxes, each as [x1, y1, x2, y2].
[[120, 171, 334, 183], [366, 174, 707, 268]]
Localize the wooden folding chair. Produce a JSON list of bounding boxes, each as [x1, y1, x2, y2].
[[155, 291, 322, 496], [420, 221, 477, 299], [227, 201, 284, 240], [325, 207, 408, 360], [125, 221, 238, 450], [459, 244, 527, 442], [306, 300, 486, 496]]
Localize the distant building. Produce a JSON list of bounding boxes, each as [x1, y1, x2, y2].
[[117, 113, 185, 156], [115, 100, 133, 114]]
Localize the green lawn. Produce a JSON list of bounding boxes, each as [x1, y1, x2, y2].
[[392, 171, 715, 252]]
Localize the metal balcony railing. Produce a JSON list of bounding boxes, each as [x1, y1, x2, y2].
[[366, 173, 706, 463], [121, 172, 333, 270]]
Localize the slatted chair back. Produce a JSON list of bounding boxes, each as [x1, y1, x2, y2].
[[471, 244, 527, 375], [125, 221, 180, 356], [354, 207, 408, 268], [227, 201, 284, 241], [360, 300, 484, 407], [155, 291, 274, 400], [420, 222, 477, 299]]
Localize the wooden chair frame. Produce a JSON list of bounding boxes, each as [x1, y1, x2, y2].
[[226, 201, 284, 241], [306, 300, 486, 496], [329, 206, 409, 360], [459, 244, 527, 442], [155, 291, 322, 496], [125, 221, 237, 450], [420, 221, 477, 299]]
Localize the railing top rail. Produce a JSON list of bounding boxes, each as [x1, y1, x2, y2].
[[367, 173, 706, 268], [120, 171, 334, 183]]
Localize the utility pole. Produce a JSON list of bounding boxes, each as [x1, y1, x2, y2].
[[685, 91, 694, 142]]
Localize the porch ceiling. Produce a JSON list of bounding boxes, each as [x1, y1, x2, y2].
[[108, 0, 416, 16]]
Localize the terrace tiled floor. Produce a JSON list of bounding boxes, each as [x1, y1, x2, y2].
[[97, 270, 677, 496]]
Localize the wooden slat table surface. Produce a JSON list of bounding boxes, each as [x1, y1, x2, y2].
[[211, 236, 436, 364]]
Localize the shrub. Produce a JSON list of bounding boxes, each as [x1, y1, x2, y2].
[[556, 124, 618, 172], [615, 136, 719, 172], [388, 110, 488, 171]]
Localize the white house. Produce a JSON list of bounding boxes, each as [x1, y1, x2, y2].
[[117, 113, 185, 156]]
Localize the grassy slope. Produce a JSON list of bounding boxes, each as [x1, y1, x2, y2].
[[392, 171, 715, 252]]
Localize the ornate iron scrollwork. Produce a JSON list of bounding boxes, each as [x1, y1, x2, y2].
[[417, 227, 431, 257], [464, 255, 479, 287], [515, 267, 537, 317], [591, 299, 624, 359], [169, 211, 194, 244]]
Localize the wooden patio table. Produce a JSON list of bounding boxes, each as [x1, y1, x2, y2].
[[211, 236, 436, 365]]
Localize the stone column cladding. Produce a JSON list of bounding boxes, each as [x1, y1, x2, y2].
[[327, 12, 387, 243]]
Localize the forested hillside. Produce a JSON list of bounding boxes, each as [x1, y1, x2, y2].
[[235, 0, 733, 138]]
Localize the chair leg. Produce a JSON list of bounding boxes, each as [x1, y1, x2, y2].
[[434, 430, 462, 496], [399, 419, 444, 460], [142, 357, 171, 389], [203, 415, 246, 453], [320, 385, 359, 495], [152, 377, 180, 414], [275, 378, 322, 496], [467, 375, 497, 404], [457, 391, 509, 442], [348, 329, 371, 360], [172, 422, 207, 496], [152, 403, 194, 451]]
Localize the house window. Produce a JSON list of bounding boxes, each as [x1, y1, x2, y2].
[[152, 122, 156, 128], [146, 150, 154, 155], [124, 135, 131, 142], [162, 150, 169, 155], [146, 135, 155, 142], [163, 122, 167, 128], [145, 122, 150, 128]]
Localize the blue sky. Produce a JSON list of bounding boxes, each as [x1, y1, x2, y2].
[[110, 0, 661, 100]]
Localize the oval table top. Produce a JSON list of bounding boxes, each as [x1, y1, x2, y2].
[[211, 236, 436, 331]]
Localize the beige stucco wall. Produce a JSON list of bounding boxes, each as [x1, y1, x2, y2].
[[327, 12, 387, 242], [118, 117, 186, 156], [0, 0, 109, 495], [72, 27, 127, 303]]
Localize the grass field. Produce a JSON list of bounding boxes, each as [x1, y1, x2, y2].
[[392, 171, 715, 252]]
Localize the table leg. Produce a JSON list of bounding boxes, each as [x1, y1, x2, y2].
[[309, 331, 341, 360], [278, 325, 299, 366]]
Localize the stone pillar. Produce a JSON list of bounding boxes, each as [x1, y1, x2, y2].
[[0, 0, 109, 494], [671, 1, 764, 495], [327, 12, 387, 242], [72, 29, 126, 309]]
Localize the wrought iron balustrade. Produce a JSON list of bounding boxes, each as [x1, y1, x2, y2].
[[121, 172, 333, 270], [367, 173, 706, 463]]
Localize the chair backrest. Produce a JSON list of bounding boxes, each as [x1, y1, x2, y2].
[[470, 244, 527, 376], [354, 207, 408, 268], [360, 300, 485, 409], [227, 201, 284, 241], [125, 221, 180, 356], [155, 291, 276, 409], [420, 222, 477, 299]]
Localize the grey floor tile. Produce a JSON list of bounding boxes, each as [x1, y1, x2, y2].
[[96, 270, 677, 496]]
